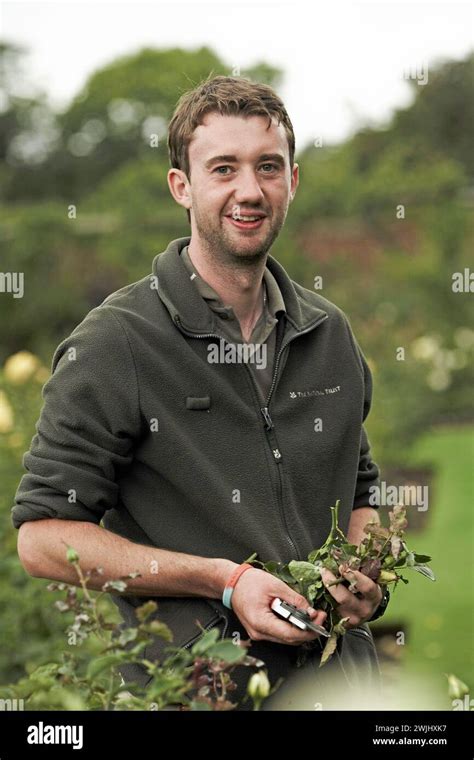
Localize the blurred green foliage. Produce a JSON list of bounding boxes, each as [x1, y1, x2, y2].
[[0, 357, 77, 684], [0, 41, 472, 692], [372, 425, 474, 698], [0, 562, 260, 711]]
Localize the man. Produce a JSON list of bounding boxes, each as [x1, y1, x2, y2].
[[13, 75, 387, 710]]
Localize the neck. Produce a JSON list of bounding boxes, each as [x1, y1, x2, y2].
[[187, 241, 267, 342]]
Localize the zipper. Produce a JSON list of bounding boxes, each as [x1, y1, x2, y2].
[[244, 365, 297, 559], [256, 313, 329, 559], [174, 316, 222, 344], [263, 312, 329, 411], [174, 311, 328, 413], [174, 313, 328, 562], [347, 625, 377, 652], [349, 625, 371, 638]]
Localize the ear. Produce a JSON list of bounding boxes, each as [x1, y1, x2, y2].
[[289, 162, 299, 202], [167, 168, 192, 211]]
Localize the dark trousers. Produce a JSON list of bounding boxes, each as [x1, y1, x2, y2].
[[220, 622, 383, 711]]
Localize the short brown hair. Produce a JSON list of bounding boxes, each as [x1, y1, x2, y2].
[[167, 74, 296, 223]]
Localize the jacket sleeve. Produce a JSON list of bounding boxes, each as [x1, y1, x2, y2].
[[343, 315, 381, 510], [11, 306, 143, 529]]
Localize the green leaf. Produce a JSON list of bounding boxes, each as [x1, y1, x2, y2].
[[146, 676, 185, 699], [127, 641, 148, 657], [323, 557, 339, 574], [272, 564, 296, 586], [143, 621, 173, 641], [207, 640, 247, 663], [66, 546, 79, 564], [87, 654, 125, 680], [191, 627, 221, 656], [117, 628, 138, 646], [136, 600, 158, 622], [341, 542, 358, 556], [333, 617, 350, 635], [262, 561, 284, 574], [103, 580, 128, 592], [413, 553, 432, 563], [394, 555, 408, 567], [378, 569, 399, 583], [288, 560, 321, 585], [320, 633, 338, 666], [308, 547, 323, 563], [29, 663, 61, 689]]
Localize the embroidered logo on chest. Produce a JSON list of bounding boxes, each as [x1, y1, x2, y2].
[[289, 385, 341, 399]]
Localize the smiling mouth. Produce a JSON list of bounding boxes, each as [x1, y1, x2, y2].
[[225, 214, 267, 231]]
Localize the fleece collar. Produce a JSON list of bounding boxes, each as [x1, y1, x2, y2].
[[153, 236, 328, 335]]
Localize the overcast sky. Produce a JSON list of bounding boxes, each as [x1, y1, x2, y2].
[[1, 0, 473, 152]]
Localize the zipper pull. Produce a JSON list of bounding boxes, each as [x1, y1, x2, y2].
[[261, 407, 274, 430]]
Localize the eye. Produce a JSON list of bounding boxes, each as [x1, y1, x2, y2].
[[214, 166, 232, 175], [260, 163, 278, 172]]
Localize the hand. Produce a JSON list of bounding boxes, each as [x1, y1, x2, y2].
[[230, 567, 327, 646], [320, 566, 383, 628]]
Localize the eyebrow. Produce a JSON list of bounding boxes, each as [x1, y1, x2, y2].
[[204, 153, 285, 170]]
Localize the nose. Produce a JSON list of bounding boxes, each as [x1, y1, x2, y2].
[[233, 167, 265, 206]]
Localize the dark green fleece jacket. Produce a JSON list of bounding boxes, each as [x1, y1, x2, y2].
[[12, 235, 381, 689]]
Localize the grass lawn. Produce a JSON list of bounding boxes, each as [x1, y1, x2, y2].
[[372, 424, 474, 709]]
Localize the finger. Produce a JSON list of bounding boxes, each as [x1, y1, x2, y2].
[[278, 593, 327, 624], [320, 568, 353, 605], [262, 612, 323, 644], [340, 568, 382, 604], [288, 593, 318, 614], [311, 610, 327, 626], [264, 603, 326, 642], [301, 605, 327, 624]]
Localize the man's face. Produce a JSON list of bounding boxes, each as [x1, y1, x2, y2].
[[181, 112, 298, 265]]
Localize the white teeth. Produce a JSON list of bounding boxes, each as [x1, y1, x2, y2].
[[232, 215, 261, 222]]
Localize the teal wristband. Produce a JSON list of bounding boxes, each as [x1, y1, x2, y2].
[[221, 563, 253, 610], [222, 586, 234, 610]]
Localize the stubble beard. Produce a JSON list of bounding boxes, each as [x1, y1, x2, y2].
[[192, 205, 287, 270]]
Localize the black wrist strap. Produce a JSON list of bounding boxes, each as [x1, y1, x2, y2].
[[368, 586, 391, 622]]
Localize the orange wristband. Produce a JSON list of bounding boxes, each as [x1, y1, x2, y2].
[[222, 563, 253, 609]]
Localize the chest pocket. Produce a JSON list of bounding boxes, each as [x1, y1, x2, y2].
[[186, 396, 211, 410]]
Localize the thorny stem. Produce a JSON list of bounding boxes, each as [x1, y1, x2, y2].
[[69, 558, 93, 604], [71, 561, 107, 642], [219, 671, 226, 703], [323, 501, 346, 547]]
